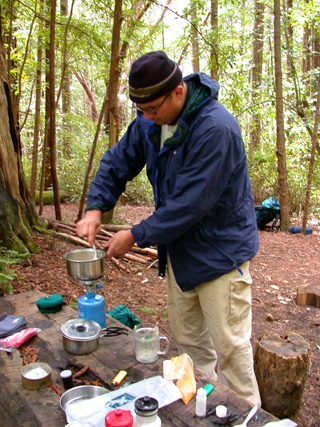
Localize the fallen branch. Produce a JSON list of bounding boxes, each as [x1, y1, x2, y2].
[[101, 224, 131, 231], [111, 256, 130, 273]]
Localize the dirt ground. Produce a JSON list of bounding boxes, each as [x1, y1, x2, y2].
[[6, 203, 320, 427]]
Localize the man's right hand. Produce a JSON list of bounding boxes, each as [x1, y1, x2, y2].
[[76, 209, 102, 246]]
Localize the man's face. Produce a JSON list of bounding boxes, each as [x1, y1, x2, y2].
[[136, 85, 185, 125]]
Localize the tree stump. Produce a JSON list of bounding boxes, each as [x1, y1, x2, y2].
[[296, 283, 320, 308], [254, 331, 310, 418]]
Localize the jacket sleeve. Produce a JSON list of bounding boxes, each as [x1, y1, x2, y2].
[[131, 113, 248, 247], [86, 120, 146, 213]]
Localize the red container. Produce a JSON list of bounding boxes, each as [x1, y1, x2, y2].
[[105, 409, 133, 427]]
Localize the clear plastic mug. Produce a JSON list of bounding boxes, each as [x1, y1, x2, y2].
[[133, 323, 169, 363]]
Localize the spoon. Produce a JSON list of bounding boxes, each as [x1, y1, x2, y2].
[[233, 405, 258, 427], [92, 242, 98, 259]]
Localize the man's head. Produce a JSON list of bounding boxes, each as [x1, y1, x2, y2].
[[129, 51, 185, 125]]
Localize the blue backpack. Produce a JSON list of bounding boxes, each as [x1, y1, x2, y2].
[[255, 197, 280, 231]]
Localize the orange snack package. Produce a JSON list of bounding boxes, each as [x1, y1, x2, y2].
[[166, 353, 196, 404]]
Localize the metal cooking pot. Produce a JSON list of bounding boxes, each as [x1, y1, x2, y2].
[[61, 318, 102, 355], [65, 248, 106, 281], [60, 384, 109, 411]]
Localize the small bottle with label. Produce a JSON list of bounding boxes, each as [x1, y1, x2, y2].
[[133, 396, 161, 426], [195, 387, 207, 417]]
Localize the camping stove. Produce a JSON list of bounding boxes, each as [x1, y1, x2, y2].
[[77, 278, 106, 328], [64, 249, 106, 328]]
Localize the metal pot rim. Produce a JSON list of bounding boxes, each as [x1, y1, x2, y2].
[[64, 248, 106, 263]]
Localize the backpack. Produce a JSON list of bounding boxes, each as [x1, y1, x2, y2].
[[255, 197, 280, 231]]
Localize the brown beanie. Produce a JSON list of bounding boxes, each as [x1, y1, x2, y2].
[[129, 51, 182, 104]]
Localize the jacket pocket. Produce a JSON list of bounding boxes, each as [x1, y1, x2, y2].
[[228, 269, 252, 325]]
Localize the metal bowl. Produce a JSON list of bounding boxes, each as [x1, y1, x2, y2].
[[65, 248, 106, 281], [60, 385, 109, 411]]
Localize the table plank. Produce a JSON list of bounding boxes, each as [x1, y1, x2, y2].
[[0, 291, 278, 427]]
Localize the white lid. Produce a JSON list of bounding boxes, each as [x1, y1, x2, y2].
[[60, 370, 72, 379], [216, 405, 228, 418], [197, 387, 206, 396]]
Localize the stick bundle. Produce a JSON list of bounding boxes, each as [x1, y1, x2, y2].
[[48, 220, 158, 273]]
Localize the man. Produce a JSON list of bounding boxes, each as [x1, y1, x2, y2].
[[77, 51, 261, 406]]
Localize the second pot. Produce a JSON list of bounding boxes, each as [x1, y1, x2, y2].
[[61, 318, 102, 355]]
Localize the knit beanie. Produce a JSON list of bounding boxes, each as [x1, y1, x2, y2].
[[129, 51, 182, 104]]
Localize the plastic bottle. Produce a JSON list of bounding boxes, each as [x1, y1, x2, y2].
[[133, 396, 161, 427], [195, 387, 207, 417]]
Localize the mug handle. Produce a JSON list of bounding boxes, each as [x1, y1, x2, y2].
[[157, 336, 169, 355]]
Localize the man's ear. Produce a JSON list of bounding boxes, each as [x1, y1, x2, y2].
[[173, 84, 184, 99]]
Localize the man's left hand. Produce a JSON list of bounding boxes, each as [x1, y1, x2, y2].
[[103, 230, 135, 258]]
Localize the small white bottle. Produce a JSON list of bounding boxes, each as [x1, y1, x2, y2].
[[133, 396, 161, 427], [195, 387, 207, 417]]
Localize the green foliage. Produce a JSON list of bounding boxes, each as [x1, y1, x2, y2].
[[35, 191, 64, 205], [69, 298, 78, 310], [124, 169, 154, 206], [136, 307, 158, 316], [0, 247, 28, 295], [5, 0, 320, 217]]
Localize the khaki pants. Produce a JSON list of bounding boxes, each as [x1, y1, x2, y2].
[[167, 257, 261, 407]]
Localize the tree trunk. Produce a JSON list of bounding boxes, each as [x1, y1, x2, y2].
[[100, 0, 123, 225], [285, 0, 293, 80], [250, 0, 264, 151], [77, 96, 109, 222], [302, 72, 320, 232], [44, 5, 52, 192], [49, 0, 61, 220], [210, 0, 218, 79], [0, 35, 38, 253], [30, 0, 44, 202], [74, 70, 99, 122], [107, 0, 123, 149], [190, 0, 200, 72], [60, 0, 72, 157], [302, 2, 310, 76], [274, 0, 290, 231], [254, 331, 310, 418]]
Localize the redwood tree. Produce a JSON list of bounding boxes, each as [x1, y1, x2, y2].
[[0, 33, 39, 253]]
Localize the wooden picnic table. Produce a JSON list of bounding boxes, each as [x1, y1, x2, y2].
[[0, 291, 278, 427]]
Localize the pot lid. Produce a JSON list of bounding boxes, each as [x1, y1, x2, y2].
[[134, 396, 158, 416], [61, 318, 101, 340]]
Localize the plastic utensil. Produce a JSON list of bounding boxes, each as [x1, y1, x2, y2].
[[233, 405, 258, 427]]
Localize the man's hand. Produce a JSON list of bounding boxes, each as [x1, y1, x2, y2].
[[103, 230, 135, 258], [76, 209, 102, 246]]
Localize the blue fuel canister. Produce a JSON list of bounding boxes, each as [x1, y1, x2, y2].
[[78, 291, 106, 328]]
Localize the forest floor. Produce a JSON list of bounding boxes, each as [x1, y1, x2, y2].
[[6, 203, 320, 427]]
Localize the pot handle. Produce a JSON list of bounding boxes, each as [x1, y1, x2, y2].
[[100, 327, 128, 337]]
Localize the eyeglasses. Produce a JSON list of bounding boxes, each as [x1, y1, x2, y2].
[[136, 92, 171, 115]]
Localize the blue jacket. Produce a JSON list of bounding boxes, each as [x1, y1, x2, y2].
[[86, 73, 259, 291]]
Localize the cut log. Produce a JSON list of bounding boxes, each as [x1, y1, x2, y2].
[[254, 331, 310, 418], [296, 283, 320, 308]]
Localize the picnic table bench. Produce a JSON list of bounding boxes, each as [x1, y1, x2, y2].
[[0, 291, 278, 427]]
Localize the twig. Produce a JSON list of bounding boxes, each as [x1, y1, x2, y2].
[[111, 257, 130, 273], [73, 365, 89, 378]]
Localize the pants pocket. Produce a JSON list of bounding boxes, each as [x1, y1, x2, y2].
[[228, 271, 252, 325]]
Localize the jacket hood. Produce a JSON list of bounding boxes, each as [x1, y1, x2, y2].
[[183, 72, 220, 117]]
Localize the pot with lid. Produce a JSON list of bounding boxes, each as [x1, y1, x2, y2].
[[61, 318, 102, 355]]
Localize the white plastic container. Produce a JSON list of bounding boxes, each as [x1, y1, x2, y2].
[[133, 396, 161, 427], [195, 387, 207, 417]]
